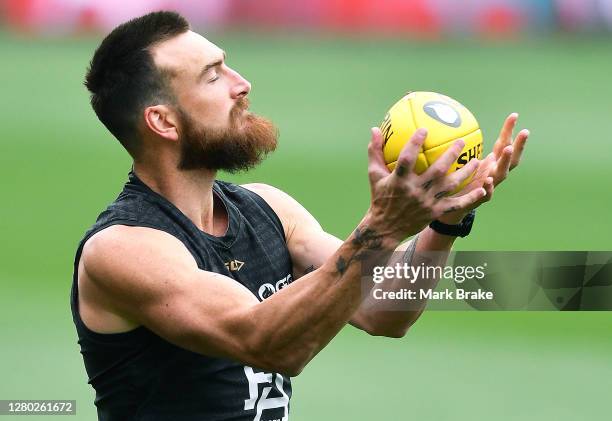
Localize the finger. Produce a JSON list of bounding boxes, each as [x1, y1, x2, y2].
[[483, 176, 494, 202], [510, 129, 529, 170], [478, 152, 497, 177], [367, 127, 390, 182], [496, 145, 513, 182], [493, 113, 518, 157], [484, 152, 497, 166], [434, 158, 481, 199], [421, 138, 465, 182], [437, 187, 486, 216], [394, 128, 427, 178]]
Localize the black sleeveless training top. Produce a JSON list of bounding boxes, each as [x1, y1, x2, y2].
[[70, 170, 295, 421]]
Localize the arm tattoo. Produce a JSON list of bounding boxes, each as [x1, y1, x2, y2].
[[352, 227, 383, 250], [402, 234, 419, 265], [335, 226, 384, 276], [336, 256, 348, 275]]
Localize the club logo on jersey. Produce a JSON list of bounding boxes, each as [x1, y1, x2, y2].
[[243, 366, 289, 421], [258, 284, 276, 300], [225, 259, 245, 272], [258, 274, 293, 300], [423, 101, 462, 128]]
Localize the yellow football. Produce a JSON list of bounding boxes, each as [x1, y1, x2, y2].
[[380, 91, 483, 190]]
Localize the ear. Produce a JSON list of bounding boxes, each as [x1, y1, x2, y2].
[[143, 105, 179, 142]]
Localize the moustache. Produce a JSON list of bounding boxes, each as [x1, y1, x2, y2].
[[231, 97, 250, 118]]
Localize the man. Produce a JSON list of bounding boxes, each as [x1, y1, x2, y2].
[[71, 11, 529, 421]]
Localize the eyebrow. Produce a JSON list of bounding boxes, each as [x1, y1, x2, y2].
[[199, 51, 226, 80]]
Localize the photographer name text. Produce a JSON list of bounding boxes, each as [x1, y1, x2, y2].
[[372, 288, 493, 301]]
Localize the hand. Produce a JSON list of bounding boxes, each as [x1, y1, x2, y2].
[[438, 112, 530, 224], [366, 127, 486, 241]]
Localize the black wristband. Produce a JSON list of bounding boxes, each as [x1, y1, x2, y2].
[[429, 210, 476, 238]]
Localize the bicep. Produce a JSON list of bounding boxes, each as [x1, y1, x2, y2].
[[81, 225, 260, 360]]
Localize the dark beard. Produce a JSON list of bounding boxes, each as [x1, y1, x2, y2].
[[177, 98, 278, 173]]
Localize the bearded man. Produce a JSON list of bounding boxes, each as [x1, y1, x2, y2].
[[71, 11, 528, 421]]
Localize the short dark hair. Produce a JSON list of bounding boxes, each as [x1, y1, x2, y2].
[[84, 11, 189, 157]]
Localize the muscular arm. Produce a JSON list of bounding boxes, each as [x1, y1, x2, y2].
[[242, 113, 529, 338], [80, 127, 484, 378], [243, 183, 460, 337], [81, 220, 397, 377]]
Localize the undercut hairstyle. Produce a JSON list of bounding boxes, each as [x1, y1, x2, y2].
[[84, 11, 189, 157]]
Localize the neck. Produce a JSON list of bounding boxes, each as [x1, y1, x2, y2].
[[132, 160, 228, 236]]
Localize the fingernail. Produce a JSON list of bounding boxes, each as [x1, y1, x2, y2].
[[512, 112, 519, 119], [456, 139, 465, 148], [416, 128, 428, 138]]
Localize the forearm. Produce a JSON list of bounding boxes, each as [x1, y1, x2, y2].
[[237, 216, 400, 375], [351, 226, 457, 337]]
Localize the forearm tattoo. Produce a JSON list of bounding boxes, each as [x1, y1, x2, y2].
[[402, 234, 419, 266], [352, 227, 383, 249], [335, 256, 349, 275], [335, 226, 384, 275]]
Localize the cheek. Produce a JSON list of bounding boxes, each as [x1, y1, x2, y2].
[[185, 100, 231, 129], [176, 72, 232, 121]]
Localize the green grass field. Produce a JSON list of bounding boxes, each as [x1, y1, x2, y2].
[[0, 31, 611, 420]]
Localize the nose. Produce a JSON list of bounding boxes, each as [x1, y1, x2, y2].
[[229, 67, 251, 99]]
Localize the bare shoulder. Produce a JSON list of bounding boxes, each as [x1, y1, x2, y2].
[[77, 224, 271, 362], [81, 225, 196, 286], [241, 183, 290, 211], [78, 225, 198, 332]]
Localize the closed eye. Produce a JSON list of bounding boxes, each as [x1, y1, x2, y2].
[[199, 51, 227, 83]]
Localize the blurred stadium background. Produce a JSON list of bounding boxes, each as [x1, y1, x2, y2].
[[1, 0, 611, 420]]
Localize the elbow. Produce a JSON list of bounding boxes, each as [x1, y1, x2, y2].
[[275, 360, 306, 377], [357, 317, 412, 338], [355, 310, 424, 338], [251, 352, 308, 378], [365, 325, 410, 339], [278, 351, 311, 376], [243, 336, 312, 377]]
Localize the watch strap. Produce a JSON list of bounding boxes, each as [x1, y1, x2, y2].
[[429, 210, 476, 238]]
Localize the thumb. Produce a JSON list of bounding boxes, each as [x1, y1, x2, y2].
[[367, 127, 390, 183]]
